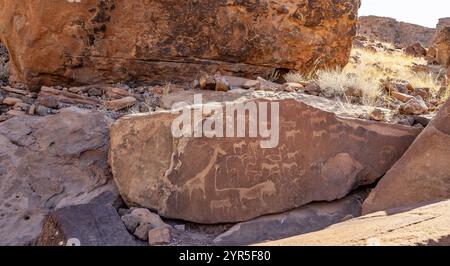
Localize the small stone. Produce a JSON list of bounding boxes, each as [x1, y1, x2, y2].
[[130, 208, 168, 228], [88, 88, 103, 97], [370, 108, 385, 121], [174, 224, 186, 231], [304, 82, 321, 96], [36, 105, 52, 116], [13, 102, 30, 111], [257, 77, 284, 91], [192, 79, 200, 89], [390, 91, 414, 103], [283, 82, 304, 92], [148, 226, 171, 246], [27, 92, 38, 99], [345, 86, 363, 97], [121, 214, 139, 233], [404, 43, 427, 57], [413, 88, 430, 101], [2, 97, 23, 106], [28, 104, 36, 115], [399, 97, 428, 115], [105, 87, 133, 100], [105, 96, 136, 111], [134, 223, 153, 241], [214, 75, 230, 92], [199, 75, 216, 90]]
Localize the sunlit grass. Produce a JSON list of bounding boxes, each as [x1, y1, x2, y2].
[[311, 46, 443, 107]]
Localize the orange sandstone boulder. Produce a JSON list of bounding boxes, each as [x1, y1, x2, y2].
[[434, 27, 450, 67], [0, 0, 360, 89]]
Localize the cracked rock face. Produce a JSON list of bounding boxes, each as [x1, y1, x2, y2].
[[433, 27, 450, 68], [110, 95, 421, 224], [0, 108, 113, 245], [0, 0, 360, 88], [259, 199, 450, 246], [363, 98, 450, 214]]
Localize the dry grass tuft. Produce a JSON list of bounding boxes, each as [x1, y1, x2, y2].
[[313, 46, 444, 107], [284, 72, 307, 84]]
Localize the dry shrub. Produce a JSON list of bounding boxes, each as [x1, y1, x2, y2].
[[314, 46, 443, 107]]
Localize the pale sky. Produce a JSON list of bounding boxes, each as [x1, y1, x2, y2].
[[360, 0, 450, 28]]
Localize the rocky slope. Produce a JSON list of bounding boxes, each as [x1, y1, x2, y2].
[[358, 16, 435, 47], [0, 0, 360, 89], [435, 18, 450, 39]]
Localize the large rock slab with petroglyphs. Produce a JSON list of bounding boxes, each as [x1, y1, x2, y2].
[[109, 93, 421, 223], [0, 0, 360, 88]]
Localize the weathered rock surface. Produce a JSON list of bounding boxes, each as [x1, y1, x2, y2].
[[404, 43, 427, 57], [148, 226, 172, 246], [0, 107, 114, 245], [434, 27, 450, 67], [110, 93, 421, 223], [363, 98, 450, 214], [357, 16, 435, 47], [36, 197, 139, 246], [259, 199, 450, 246], [121, 208, 171, 241], [434, 18, 450, 40], [0, 0, 360, 88], [213, 190, 369, 246]]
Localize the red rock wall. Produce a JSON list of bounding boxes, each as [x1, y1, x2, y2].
[[0, 0, 360, 88]]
